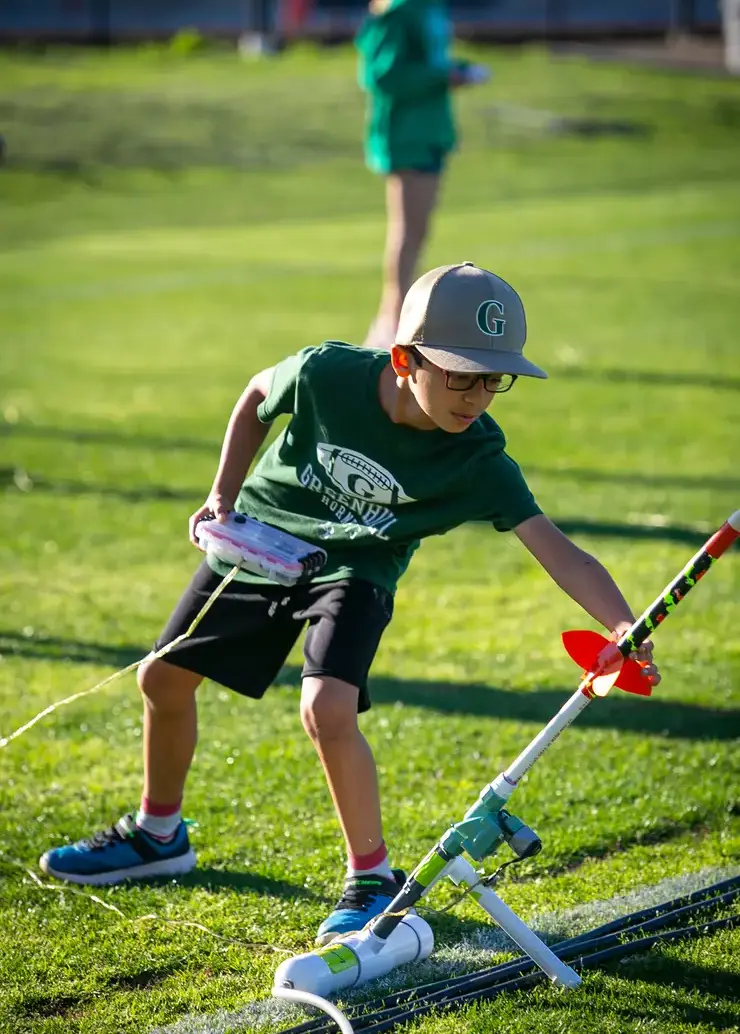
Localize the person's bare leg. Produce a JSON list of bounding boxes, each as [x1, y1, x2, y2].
[[138, 656, 202, 805], [38, 656, 202, 881], [365, 170, 441, 349], [300, 676, 383, 858]]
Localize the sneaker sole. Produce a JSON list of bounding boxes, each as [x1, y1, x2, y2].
[[38, 848, 196, 886]]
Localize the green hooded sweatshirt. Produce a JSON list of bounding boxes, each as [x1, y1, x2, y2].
[[355, 0, 461, 174]]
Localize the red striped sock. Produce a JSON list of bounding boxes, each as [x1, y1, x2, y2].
[[347, 841, 393, 879]]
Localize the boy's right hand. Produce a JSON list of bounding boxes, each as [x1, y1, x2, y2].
[[189, 495, 233, 549]]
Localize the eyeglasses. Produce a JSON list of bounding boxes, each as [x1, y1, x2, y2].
[[408, 347, 518, 394]]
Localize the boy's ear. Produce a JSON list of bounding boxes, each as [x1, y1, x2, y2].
[[391, 345, 411, 378]]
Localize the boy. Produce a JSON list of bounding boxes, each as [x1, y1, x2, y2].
[[40, 262, 659, 946]]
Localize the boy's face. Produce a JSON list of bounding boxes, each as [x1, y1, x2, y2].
[[391, 346, 499, 433]]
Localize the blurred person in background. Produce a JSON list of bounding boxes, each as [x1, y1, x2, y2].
[[238, 0, 282, 55], [357, 0, 490, 350]]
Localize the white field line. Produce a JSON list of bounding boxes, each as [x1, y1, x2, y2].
[[2, 219, 739, 308], [149, 863, 739, 1034]]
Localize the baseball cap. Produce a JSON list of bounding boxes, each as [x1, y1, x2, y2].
[[396, 262, 547, 379]]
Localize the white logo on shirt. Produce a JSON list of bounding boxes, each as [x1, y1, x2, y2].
[[316, 444, 414, 507]]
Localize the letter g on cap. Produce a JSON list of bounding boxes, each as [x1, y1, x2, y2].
[[476, 299, 506, 337]]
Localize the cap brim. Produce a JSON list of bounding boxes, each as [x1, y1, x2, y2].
[[415, 344, 548, 379]]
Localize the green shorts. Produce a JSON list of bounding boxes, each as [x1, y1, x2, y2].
[[368, 144, 449, 177], [391, 145, 447, 175]]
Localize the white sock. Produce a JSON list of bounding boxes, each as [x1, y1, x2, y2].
[[136, 807, 181, 841]]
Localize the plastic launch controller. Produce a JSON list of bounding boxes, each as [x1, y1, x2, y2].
[[196, 512, 327, 586]]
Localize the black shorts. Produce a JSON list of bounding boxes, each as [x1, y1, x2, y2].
[[153, 562, 394, 713]]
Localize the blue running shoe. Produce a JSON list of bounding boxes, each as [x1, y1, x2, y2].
[[315, 869, 406, 946], [39, 813, 196, 886]]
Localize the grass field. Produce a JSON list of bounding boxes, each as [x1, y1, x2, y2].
[[1, 40, 739, 1034]]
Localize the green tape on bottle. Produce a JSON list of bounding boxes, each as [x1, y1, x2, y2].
[[315, 943, 357, 974]]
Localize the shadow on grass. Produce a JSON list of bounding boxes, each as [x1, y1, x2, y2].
[[530, 518, 714, 547], [1, 630, 738, 743], [526, 465, 739, 493], [19, 966, 177, 1018], [0, 423, 218, 453], [176, 866, 321, 901], [4, 424, 738, 495], [531, 812, 715, 879], [3, 467, 733, 544], [0, 466, 198, 503], [619, 954, 740, 1007], [557, 517, 738, 547], [19, 992, 86, 1019], [526, 959, 740, 1031], [365, 674, 740, 743], [0, 630, 146, 668], [617, 1001, 740, 1032], [609, 957, 740, 1030]]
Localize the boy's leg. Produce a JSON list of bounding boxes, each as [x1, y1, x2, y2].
[[297, 580, 400, 944], [39, 560, 298, 886], [300, 676, 384, 863], [302, 675, 404, 945], [140, 657, 201, 808], [39, 657, 201, 885], [365, 169, 442, 350]]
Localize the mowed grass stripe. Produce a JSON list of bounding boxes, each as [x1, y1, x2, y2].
[[2, 175, 738, 265], [2, 217, 739, 307]]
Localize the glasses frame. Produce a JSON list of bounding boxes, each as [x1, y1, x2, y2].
[[407, 346, 518, 394]]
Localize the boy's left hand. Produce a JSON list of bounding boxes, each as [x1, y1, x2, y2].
[[610, 622, 661, 686]]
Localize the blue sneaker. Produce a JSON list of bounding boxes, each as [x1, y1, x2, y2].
[[39, 813, 196, 886], [315, 869, 406, 946]]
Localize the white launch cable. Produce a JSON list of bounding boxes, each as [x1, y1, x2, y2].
[[272, 986, 354, 1034]]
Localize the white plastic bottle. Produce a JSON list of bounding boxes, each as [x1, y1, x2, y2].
[[273, 915, 434, 998]]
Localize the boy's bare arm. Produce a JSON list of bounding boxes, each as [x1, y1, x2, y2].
[[514, 514, 660, 683], [188, 367, 275, 547]]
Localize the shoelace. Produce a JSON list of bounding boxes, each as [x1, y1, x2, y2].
[[84, 814, 135, 850]]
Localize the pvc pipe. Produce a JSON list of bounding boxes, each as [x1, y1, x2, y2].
[[446, 857, 581, 989], [273, 915, 434, 998]]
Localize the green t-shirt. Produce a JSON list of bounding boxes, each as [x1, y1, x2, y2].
[[355, 0, 457, 174], [207, 343, 541, 594]]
